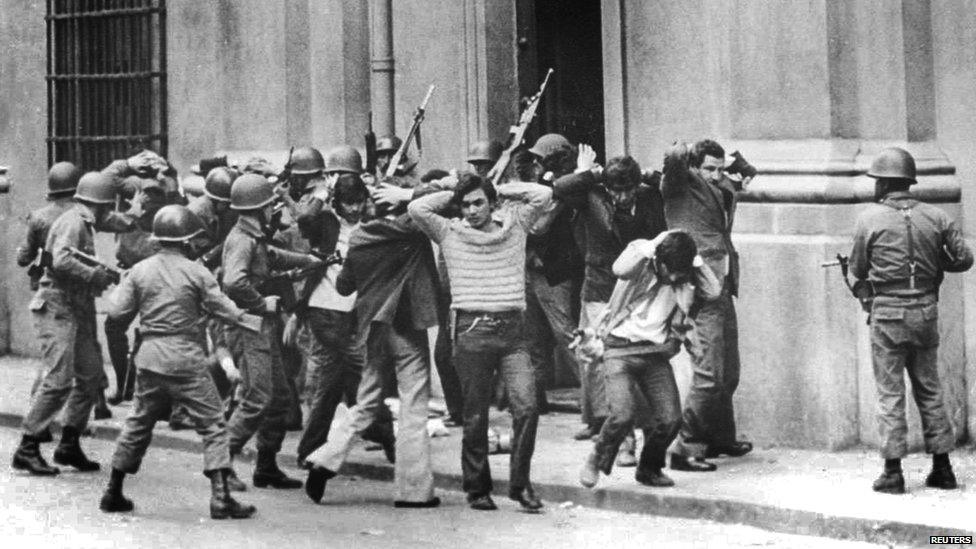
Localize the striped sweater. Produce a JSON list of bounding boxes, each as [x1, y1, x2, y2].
[[408, 183, 552, 312]]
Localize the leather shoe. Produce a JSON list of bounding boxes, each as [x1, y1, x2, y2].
[[508, 487, 543, 511], [305, 466, 336, 503], [635, 469, 675, 487], [99, 490, 134, 513], [394, 497, 441, 508], [670, 454, 717, 472], [925, 467, 957, 490], [573, 425, 597, 441], [467, 493, 497, 511], [872, 470, 905, 494], [705, 441, 753, 458]]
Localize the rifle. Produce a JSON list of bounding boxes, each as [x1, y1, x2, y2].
[[821, 253, 873, 321], [488, 68, 554, 186], [385, 85, 436, 178], [365, 111, 378, 175], [261, 250, 343, 288], [274, 146, 295, 188], [68, 247, 123, 285], [27, 247, 50, 289]]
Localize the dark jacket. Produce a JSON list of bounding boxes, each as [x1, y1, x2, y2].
[[528, 203, 584, 286], [660, 143, 740, 294], [553, 170, 667, 302], [336, 213, 440, 333]]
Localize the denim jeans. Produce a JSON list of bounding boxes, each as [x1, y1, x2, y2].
[[296, 308, 365, 463], [592, 350, 681, 474], [453, 310, 538, 496], [870, 297, 954, 458]]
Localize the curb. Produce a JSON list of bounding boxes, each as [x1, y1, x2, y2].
[[1, 411, 971, 547]]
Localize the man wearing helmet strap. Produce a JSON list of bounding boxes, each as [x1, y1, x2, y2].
[[851, 147, 973, 494], [100, 205, 261, 519], [11, 171, 143, 477], [221, 173, 321, 490]]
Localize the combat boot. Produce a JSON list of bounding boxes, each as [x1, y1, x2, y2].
[[99, 469, 134, 513], [210, 469, 256, 519], [11, 434, 60, 476], [53, 426, 101, 471], [926, 466, 958, 490], [252, 449, 302, 489], [872, 470, 905, 494]]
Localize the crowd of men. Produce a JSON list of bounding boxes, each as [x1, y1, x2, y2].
[[9, 131, 970, 519]]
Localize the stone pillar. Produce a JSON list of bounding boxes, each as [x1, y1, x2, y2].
[[371, 0, 395, 138]]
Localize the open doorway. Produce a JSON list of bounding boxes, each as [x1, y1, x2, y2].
[[518, 0, 605, 161]]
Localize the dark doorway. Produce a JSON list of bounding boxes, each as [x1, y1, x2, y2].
[[517, 0, 605, 161]]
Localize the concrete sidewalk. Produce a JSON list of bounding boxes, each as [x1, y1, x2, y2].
[[1, 355, 973, 547]]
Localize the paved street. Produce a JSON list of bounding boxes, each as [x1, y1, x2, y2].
[[0, 427, 887, 549]]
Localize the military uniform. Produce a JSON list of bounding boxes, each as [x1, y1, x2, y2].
[[16, 200, 73, 291], [222, 214, 318, 466], [22, 203, 135, 437], [850, 191, 972, 459], [107, 249, 261, 474]]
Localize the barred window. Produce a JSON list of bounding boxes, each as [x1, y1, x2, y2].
[[46, 0, 167, 170]]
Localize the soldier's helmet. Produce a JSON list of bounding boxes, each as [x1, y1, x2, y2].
[[290, 147, 326, 175], [528, 133, 572, 159], [867, 147, 917, 184], [48, 161, 83, 197], [152, 204, 205, 242], [376, 136, 403, 154], [467, 140, 504, 165], [74, 171, 117, 204], [324, 145, 364, 175], [204, 167, 235, 202], [229, 173, 276, 211]]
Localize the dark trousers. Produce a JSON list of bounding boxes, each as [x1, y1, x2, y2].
[[112, 370, 231, 474], [674, 291, 740, 457], [593, 351, 681, 474], [434, 290, 464, 422], [525, 269, 581, 404], [104, 312, 135, 395], [296, 308, 365, 463], [225, 316, 291, 455], [453, 310, 538, 496]]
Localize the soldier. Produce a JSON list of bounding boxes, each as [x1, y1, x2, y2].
[[189, 166, 240, 270], [11, 171, 141, 476], [99, 205, 260, 519], [221, 173, 321, 490], [467, 140, 504, 179], [17, 162, 83, 292], [850, 147, 972, 494], [375, 136, 417, 180]]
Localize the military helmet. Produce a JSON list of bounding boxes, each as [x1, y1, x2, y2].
[[376, 136, 403, 154], [152, 204, 204, 242], [290, 147, 326, 175], [47, 161, 83, 197], [867, 147, 917, 183], [230, 173, 276, 211], [528, 133, 572, 159], [324, 145, 363, 174], [74, 171, 117, 204], [467, 140, 504, 165], [204, 167, 235, 202]]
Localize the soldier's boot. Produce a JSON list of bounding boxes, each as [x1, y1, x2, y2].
[[99, 468, 134, 513], [11, 434, 60, 476], [253, 449, 302, 489], [210, 469, 256, 520], [53, 426, 101, 472], [872, 459, 905, 494], [926, 453, 958, 490]]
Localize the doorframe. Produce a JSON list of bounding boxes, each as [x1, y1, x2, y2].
[[601, 0, 627, 156]]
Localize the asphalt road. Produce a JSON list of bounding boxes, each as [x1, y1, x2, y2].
[[0, 427, 885, 548]]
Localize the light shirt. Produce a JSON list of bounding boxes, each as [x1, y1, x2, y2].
[[609, 279, 682, 344], [308, 216, 358, 312]]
